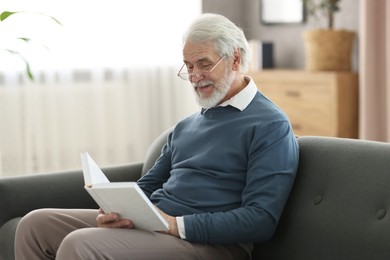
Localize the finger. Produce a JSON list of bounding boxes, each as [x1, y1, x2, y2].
[[96, 213, 119, 226], [96, 213, 134, 229], [100, 218, 134, 229]]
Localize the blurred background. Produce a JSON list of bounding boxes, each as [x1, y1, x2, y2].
[[0, 0, 201, 176], [1, 0, 388, 177]]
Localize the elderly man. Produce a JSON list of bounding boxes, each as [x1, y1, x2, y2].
[[15, 13, 299, 260]]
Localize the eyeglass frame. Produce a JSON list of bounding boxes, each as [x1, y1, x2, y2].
[[177, 55, 226, 81]]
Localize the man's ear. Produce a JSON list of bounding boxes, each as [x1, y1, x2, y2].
[[232, 49, 241, 71]]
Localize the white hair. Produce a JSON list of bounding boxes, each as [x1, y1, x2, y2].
[[183, 13, 250, 72]]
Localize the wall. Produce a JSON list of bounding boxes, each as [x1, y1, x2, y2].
[[202, 0, 359, 70]]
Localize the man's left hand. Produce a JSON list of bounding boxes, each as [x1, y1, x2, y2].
[[155, 207, 180, 237]]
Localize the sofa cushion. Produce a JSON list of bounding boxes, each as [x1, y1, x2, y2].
[[252, 136, 390, 259], [0, 217, 21, 260]]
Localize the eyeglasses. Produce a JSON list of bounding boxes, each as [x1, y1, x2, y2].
[[177, 55, 226, 81]]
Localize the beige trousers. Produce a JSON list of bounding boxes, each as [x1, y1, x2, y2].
[[14, 208, 248, 260]]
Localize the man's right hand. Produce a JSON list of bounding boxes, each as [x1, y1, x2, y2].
[[96, 208, 135, 229]]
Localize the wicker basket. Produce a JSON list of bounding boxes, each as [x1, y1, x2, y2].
[[303, 29, 355, 71]]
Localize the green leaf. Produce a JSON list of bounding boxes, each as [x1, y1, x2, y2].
[[3, 49, 18, 55], [29, 11, 63, 26], [3, 49, 35, 80], [18, 37, 32, 43], [25, 62, 34, 80], [0, 11, 18, 21], [1, 10, 62, 26], [17, 37, 50, 50], [1, 10, 61, 81], [48, 15, 62, 26]]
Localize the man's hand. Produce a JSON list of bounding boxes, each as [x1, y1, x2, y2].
[[156, 207, 180, 238], [96, 209, 134, 229]]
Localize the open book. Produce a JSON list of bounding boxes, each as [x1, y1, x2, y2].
[[81, 152, 169, 231]]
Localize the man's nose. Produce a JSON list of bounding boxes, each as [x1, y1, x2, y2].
[[189, 67, 205, 82]]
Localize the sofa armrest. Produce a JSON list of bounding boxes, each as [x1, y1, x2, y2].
[[0, 162, 143, 227]]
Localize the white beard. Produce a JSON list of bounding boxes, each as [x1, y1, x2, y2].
[[192, 70, 235, 109]]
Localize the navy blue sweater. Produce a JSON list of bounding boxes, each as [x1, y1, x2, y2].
[[138, 91, 299, 245]]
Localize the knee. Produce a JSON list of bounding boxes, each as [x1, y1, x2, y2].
[[16, 209, 54, 236], [15, 208, 59, 254], [57, 229, 95, 259]]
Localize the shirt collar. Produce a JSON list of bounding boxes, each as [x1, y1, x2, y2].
[[218, 76, 257, 111]]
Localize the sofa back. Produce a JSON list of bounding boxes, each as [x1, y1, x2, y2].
[[252, 136, 390, 259], [141, 127, 174, 177]]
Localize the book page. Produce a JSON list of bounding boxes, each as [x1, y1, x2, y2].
[[81, 152, 109, 186]]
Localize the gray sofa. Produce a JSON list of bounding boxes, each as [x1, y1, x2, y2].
[[1, 128, 390, 260]]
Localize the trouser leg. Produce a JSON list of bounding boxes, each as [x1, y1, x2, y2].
[[14, 208, 98, 260], [56, 227, 248, 260], [15, 208, 248, 260]]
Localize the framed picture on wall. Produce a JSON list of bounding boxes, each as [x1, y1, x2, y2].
[[261, 0, 305, 25]]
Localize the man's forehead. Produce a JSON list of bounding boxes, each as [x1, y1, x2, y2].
[[182, 42, 218, 63]]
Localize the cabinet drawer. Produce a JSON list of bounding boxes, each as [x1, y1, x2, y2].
[[287, 109, 335, 136], [249, 70, 358, 138], [259, 83, 334, 109], [260, 84, 335, 130]]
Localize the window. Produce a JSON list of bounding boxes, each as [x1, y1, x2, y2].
[[0, 0, 202, 71]]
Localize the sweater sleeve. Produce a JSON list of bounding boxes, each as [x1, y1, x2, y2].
[[137, 133, 173, 198], [183, 120, 299, 244]]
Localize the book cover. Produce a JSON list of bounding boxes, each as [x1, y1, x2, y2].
[[81, 152, 169, 231]]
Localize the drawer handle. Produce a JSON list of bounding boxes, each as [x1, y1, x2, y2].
[[285, 90, 301, 97]]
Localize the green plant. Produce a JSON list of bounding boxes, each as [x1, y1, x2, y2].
[[0, 11, 61, 80], [302, 0, 341, 29]]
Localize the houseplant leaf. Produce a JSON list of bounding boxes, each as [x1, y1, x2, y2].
[[0, 11, 17, 22], [3, 48, 34, 80], [0, 10, 61, 80], [1, 11, 62, 25]]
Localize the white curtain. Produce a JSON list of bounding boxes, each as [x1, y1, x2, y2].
[[0, 0, 201, 176], [359, 0, 390, 141], [0, 67, 198, 177]]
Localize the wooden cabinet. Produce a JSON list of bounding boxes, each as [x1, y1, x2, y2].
[[249, 70, 358, 138]]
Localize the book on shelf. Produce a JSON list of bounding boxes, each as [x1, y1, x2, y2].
[[81, 152, 169, 231], [248, 39, 274, 71]]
